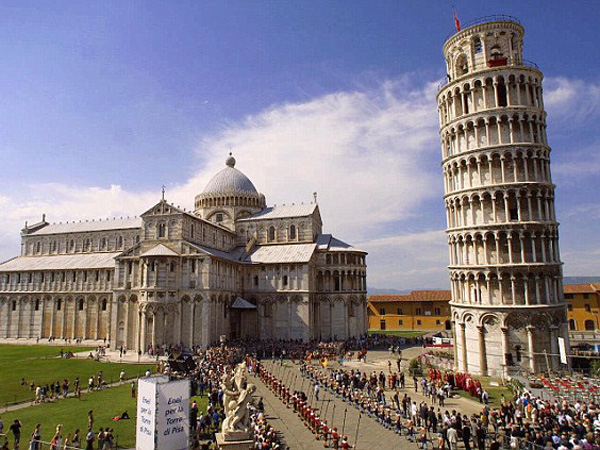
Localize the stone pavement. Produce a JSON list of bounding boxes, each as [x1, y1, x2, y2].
[[343, 348, 486, 417], [251, 367, 326, 450], [252, 347, 488, 450], [254, 358, 414, 450]]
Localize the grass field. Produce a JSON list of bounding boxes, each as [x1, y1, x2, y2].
[[0, 344, 93, 363], [0, 383, 209, 448], [0, 345, 208, 448], [454, 377, 512, 408], [0, 345, 155, 405], [368, 330, 428, 338]]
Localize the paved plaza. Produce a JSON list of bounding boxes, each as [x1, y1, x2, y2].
[[252, 348, 485, 449]]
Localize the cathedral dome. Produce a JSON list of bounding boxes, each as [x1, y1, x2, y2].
[[202, 156, 259, 196], [195, 155, 266, 213]]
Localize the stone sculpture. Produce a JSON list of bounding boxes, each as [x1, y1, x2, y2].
[[220, 362, 256, 441]]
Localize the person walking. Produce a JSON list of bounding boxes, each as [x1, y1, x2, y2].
[[447, 426, 458, 450], [10, 419, 22, 450], [85, 429, 94, 450], [62, 433, 72, 450], [72, 429, 81, 450], [462, 421, 471, 450], [87, 411, 94, 431], [28, 424, 41, 450]]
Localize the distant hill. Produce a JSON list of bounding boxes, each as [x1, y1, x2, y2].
[[563, 276, 600, 284], [367, 286, 447, 295], [368, 278, 600, 297], [367, 287, 410, 295]]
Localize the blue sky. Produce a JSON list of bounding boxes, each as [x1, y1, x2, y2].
[[0, 1, 599, 290]]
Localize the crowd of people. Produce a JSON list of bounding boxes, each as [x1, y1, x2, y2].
[[0, 412, 118, 450], [296, 351, 600, 450], [247, 357, 354, 449], [164, 344, 286, 450], [23, 370, 110, 405], [9, 333, 600, 450], [297, 360, 489, 449]]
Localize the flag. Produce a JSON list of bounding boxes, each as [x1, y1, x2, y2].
[[453, 8, 461, 32]]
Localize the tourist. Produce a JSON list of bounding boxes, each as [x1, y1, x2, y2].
[[72, 429, 81, 449], [49, 429, 61, 450], [97, 428, 105, 450], [103, 428, 114, 449], [87, 411, 94, 431], [85, 429, 94, 450], [10, 419, 22, 450], [27, 423, 40, 450], [446, 424, 458, 450], [62, 432, 72, 450]]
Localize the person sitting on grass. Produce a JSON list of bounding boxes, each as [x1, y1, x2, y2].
[[111, 411, 130, 421]]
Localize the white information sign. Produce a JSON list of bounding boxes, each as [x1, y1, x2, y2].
[[136, 379, 158, 450], [156, 379, 190, 450], [558, 336, 568, 365], [136, 377, 189, 450]]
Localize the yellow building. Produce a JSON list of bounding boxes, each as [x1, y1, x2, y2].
[[368, 284, 600, 340], [564, 283, 600, 333], [368, 290, 452, 332]]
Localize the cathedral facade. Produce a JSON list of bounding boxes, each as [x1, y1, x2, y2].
[[0, 155, 368, 351]]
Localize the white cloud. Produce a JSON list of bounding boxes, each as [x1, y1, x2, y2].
[[0, 77, 446, 289], [357, 230, 449, 289], [553, 144, 600, 179], [545, 77, 600, 125], [0, 184, 158, 263], [561, 247, 600, 278], [191, 78, 441, 242]]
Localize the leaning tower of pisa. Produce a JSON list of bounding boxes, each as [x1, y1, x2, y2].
[[437, 16, 569, 376]]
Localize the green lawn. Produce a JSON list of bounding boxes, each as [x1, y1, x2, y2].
[[0, 384, 209, 448], [368, 330, 428, 338], [0, 344, 94, 364], [0, 345, 210, 448], [453, 377, 512, 408], [0, 345, 154, 405], [1, 385, 137, 447]]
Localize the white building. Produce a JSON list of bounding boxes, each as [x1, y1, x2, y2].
[[0, 155, 368, 350], [438, 16, 569, 376]]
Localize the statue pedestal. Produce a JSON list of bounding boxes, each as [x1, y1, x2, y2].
[[216, 433, 253, 450]]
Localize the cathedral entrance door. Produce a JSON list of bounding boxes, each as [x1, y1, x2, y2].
[[229, 310, 240, 340]]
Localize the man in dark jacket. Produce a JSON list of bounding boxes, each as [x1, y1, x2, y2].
[[462, 421, 472, 450]]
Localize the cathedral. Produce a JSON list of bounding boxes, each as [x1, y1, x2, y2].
[[0, 155, 368, 351]]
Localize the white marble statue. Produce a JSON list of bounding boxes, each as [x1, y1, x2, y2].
[[220, 362, 256, 439]]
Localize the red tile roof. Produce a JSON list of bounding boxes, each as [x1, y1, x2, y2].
[[369, 290, 452, 303], [564, 283, 597, 294]]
